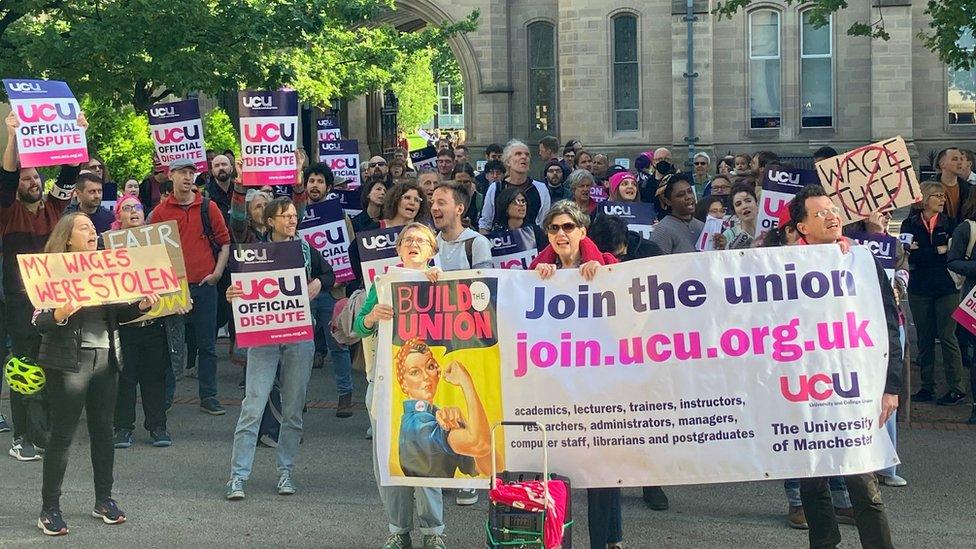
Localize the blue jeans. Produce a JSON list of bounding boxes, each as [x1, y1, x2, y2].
[[187, 283, 218, 402], [311, 292, 353, 396], [879, 415, 898, 478], [785, 477, 851, 508], [230, 340, 315, 479], [366, 381, 444, 535]]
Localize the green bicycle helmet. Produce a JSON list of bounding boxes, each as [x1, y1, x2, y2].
[[4, 356, 45, 395]]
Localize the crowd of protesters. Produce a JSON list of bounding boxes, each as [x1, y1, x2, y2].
[[0, 104, 972, 548]]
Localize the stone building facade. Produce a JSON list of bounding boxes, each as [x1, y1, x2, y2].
[[348, 0, 976, 167]]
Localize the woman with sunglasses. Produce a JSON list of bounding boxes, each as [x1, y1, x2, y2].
[[900, 182, 966, 407], [224, 196, 335, 500], [108, 195, 188, 450], [354, 222, 448, 549], [490, 185, 547, 253], [528, 201, 623, 549]]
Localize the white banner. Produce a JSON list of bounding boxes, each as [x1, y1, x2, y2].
[[373, 246, 898, 489]]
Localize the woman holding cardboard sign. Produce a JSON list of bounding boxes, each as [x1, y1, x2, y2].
[[106, 194, 188, 451], [31, 212, 160, 536]]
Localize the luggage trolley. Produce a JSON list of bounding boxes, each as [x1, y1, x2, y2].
[[485, 421, 573, 548]]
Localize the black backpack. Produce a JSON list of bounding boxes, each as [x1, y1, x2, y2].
[[200, 196, 222, 260]]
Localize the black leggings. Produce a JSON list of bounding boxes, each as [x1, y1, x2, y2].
[[115, 322, 169, 432], [42, 348, 117, 509]]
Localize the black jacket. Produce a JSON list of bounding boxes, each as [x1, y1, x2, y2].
[[33, 302, 144, 373], [899, 211, 957, 297], [872, 254, 905, 396], [947, 220, 976, 298], [623, 231, 664, 261]]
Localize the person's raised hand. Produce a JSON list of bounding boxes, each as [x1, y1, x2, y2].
[[535, 263, 556, 280], [226, 283, 244, 303], [53, 302, 79, 323], [5, 111, 17, 132], [425, 267, 442, 283], [138, 294, 161, 311], [77, 112, 89, 131]]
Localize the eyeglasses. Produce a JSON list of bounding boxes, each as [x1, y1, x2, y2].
[[813, 206, 842, 219], [368, 162, 387, 168], [511, 198, 527, 205], [928, 193, 947, 200], [89, 164, 104, 169], [274, 214, 299, 221], [120, 204, 144, 213], [399, 236, 431, 247], [546, 222, 579, 235]]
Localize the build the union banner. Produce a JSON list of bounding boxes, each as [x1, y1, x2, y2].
[[372, 245, 898, 489]]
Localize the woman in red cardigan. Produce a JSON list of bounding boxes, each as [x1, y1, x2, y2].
[[528, 200, 623, 549]]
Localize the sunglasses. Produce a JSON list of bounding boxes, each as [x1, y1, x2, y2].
[[546, 222, 578, 235], [368, 162, 387, 168], [120, 204, 144, 213]]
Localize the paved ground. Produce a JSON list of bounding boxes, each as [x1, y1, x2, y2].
[[0, 340, 973, 548]]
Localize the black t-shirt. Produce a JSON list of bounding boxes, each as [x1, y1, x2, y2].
[[498, 179, 544, 228]]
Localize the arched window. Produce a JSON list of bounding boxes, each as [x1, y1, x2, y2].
[[528, 21, 557, 139], [801, 11, 833, 128], [948, 29, 976, 126], [749, 10, 781, 129], [612, 14, 639, 131]]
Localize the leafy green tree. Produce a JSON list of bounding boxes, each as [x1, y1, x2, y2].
[[203, 108, 239, 157], [714, 0, 976, 70], [432, 44, 464, 105], [0, 1, 478, 110], [80, 96, 154, 180], [392, 49, 437, 133]]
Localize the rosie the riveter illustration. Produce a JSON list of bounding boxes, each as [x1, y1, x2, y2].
[[394, 338, 492, 478]]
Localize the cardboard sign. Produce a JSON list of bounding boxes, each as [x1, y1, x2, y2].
[[326, 188, 363, 217], [316, 116, 341, 144], [599, 201, 656, 240], [409, 146, 438, 171], [230, 241, 313, 347], [696, 216, 725, 251], [18, 246, 179, 309], [319, 139, 361, 186], [148, 99, 207, 175], [103, 221, 192, 321], [299, 200, 354, 284], [757, 168, 819, 232], [487, 228, 539, 269], [3, 79, 88, 167], [816, 137, 921, 225], [238, 90, 299, 186]]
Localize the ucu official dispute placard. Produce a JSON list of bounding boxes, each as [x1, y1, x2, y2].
[[230, 241, 313, 348], [3, 79, 88, 167], [374, 246, 898, 489], [238, 90, 299, 186], [299, 199, 353, 284], [148, 99, 207, 174]]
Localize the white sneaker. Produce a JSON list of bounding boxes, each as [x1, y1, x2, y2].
[[0, 413, 10, 433], [9, 438, 41, 462], [456, 488, 478, 505], [877, 473, 907, 487]]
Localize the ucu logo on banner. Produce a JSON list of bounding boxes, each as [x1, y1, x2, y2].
[[153, 125, 201, 144], [328, 158, 357, 170], [362, 234, 396, 250], [244, 122, 295, 142], [238, 276, 303, 299], [242, 95, 274, 109], [306, 227, 345, 248], [17, 102, 77, 123], [320, 142, 343, 152], [8, 82, 42, 93], [780, 371, 860, 402], [234, 248, 268, 262], [768, 170, 801, 186], [856, 239, 894, 262], [149, 106, 176, 118], [491, 235, 514, 248], [603, 205, 632, 216]]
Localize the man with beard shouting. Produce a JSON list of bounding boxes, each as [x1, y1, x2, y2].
[[1, 110, 87, 461]]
